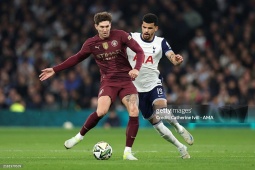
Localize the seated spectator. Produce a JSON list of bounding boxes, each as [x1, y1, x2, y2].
[[42, 92, 59, 111], [0, 89, 8, 109], [9, 94, 25, 113]]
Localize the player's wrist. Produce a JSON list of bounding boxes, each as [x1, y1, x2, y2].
[[133, 67, 140, 71]]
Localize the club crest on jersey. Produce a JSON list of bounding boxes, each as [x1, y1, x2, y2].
[[102, 42, 108, 50], [128, 35, 132, 40], [111, 40, 118, 47]]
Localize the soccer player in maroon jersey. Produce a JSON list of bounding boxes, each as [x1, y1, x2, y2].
[[39, 12, 145, 160]]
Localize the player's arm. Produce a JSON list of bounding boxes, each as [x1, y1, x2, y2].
[[122, 31, 145, 79], [128, 39, 144, 79], [166, 51, 183, 66], [126, 34, 145, 71], [39, 41, 91, 81], [162, 38, 183, 66]]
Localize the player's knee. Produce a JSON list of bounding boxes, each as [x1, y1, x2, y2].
[[96, 109, 108, 117], [128, 106, 139, 117], [149, 116, 161, 125]]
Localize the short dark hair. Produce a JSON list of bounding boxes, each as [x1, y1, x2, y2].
[[94, 12, 112, 25], [143, 13, 158, 26]]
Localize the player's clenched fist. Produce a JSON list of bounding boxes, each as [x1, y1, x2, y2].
[[129, 69, 139, 79], [175, 54, 183, 65]]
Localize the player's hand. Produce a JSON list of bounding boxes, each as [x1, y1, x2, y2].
[[129, 69, 139, 79], [175, 54, 183, 65], [39, 68, 55, 81]]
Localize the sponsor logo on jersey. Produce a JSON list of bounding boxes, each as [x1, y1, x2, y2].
[[102, 42, 108, 50], [96, 49, 122, 60], [133, 55, 154, 64], [95, 45, 100, 49], [111, 40, 118, 47]]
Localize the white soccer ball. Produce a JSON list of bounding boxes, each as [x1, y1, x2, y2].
[[93, 141, 112, 160], [63, 121, 74, 130]]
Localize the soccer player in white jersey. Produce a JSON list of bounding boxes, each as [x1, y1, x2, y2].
[[127, 13, 194, 159]]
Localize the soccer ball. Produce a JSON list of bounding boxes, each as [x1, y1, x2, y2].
[[93, 141, 112, 160], [63, 121, 74, 130]]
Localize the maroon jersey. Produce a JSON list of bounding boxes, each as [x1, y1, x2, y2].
[[53, 30, 144, 82]]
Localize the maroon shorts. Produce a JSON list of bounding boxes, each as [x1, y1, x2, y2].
[[98, 80, 137, 102]]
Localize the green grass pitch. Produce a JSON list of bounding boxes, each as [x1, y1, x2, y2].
[[0, 127, 254, 170]]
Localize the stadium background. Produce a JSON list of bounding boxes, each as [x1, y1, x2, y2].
[[0, 0, 255, 127], [1, 1, 255, 170]]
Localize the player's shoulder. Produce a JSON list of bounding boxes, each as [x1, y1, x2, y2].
[[129, 32, 141, 41], [85, 35, 99, 45], [111, 29, 128, 36], [154, 35, 165, 42]]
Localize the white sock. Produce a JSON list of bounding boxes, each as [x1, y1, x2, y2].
[[153, 122, 183, 148], [75, 132, 84, 140], [124, 147, 132, 153], [173, 123, 184, 133], [165, 119, 184, 133]]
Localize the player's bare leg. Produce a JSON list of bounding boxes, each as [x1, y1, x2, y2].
[[122, 94, 139, 160], [64, 96, 111, 149]]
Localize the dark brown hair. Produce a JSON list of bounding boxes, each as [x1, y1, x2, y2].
[[143, 13, 158, 26], [94, 12, 112, 25]]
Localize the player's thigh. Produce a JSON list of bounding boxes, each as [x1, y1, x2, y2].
[[148, 99, 167, 125], [138, 93, 161, 125], [138, 92, 154, 119], [153, 99, 167, 110], [97, 84, 118, 116], [122, 94, 139, 117], [97, 96, 111, 116], [119, 81, 139, 116]]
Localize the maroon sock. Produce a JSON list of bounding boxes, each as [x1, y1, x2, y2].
[[126, 116, 139, 147], [80, 112, 102, 136]]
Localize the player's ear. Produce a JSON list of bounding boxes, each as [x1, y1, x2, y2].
[[94, 24, 98, 30], [155, 26, 158, 31]]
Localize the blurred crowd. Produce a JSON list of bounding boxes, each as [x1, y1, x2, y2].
[[0, 0, 255, 112]]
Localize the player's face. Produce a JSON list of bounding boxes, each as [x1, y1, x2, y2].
[[141, 22, 158, 41], [95, 21, 111, 39]]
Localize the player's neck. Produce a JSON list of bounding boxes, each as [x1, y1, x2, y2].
[[99, 35, 105, 40], [98, 34, 110, 40]]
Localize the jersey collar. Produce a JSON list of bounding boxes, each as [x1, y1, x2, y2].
[[140, 33, 155, 43]]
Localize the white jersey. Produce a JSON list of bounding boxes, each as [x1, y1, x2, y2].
[[127, 32, 173, 92]]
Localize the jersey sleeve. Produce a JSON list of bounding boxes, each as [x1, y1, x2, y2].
[[53, 40, 91, 72], [162, 39, 173, 56], [120, 31, 144, 70]]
